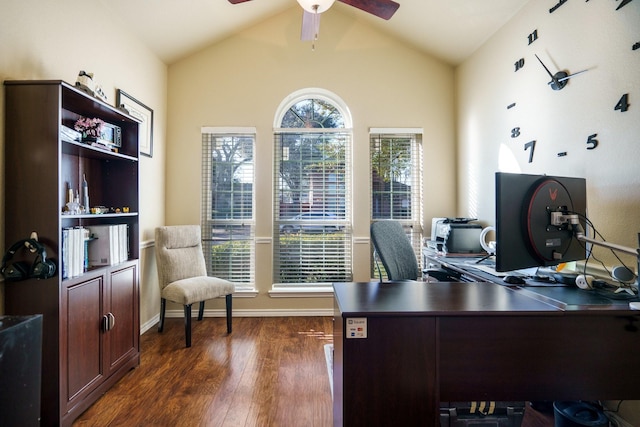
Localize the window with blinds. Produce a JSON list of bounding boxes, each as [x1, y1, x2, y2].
[[274, 129, 352, 284], [370, 131, 424, 279], [201, 129, 255, 287]]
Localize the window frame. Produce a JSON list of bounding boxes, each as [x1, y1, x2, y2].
[[369, 128, 424, 281], [272, 129, 353, 287], [270, 89, 353, 295], [201, 127, 257, 294]]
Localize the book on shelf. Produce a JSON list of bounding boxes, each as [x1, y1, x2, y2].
[[60, 125, 81, 143], [62, 227, 90, 279], [87, 224, 129, 267]]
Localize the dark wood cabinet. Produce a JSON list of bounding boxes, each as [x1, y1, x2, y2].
[[3, 80, 140, 426]]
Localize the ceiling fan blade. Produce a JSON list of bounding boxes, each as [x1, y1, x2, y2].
[[228, 0, 253, 4], [338, 0, 399, 20], [301, 10, 320, 41]]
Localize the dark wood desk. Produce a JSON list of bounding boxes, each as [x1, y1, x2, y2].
[[423, 249, 640, 310], [332, 281, 640, 427]]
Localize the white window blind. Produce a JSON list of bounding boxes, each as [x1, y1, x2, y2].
[[274, 130, 352, 284], [201, 130, 255, 287], [370, 131, 424, 279]]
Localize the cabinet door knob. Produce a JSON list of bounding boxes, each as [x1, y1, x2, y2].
[[102, 313, 116, 331], [108, 312, 116, 330]]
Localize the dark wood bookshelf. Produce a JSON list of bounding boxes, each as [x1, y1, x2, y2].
[[3, 79, 140, 427]]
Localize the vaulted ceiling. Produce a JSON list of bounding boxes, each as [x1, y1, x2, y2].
[[102, 0, 530, 65]]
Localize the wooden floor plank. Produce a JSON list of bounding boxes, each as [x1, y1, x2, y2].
[[73, 316, 552, 426]]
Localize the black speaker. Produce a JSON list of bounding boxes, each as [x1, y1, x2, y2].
[[1, 238, 56, 281]]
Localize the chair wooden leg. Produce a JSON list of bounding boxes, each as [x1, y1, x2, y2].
[[158, 298, 166, 332], [184, 304, 192, 348], [225, 294, 232, 334], [198, 301, 205, 321]]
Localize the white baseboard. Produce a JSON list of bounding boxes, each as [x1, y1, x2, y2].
[[165, 308, 335, 317], [139, 308, 334, 335], [140, 314, 160, 334]]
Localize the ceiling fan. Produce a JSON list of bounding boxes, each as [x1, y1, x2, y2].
[[228, 0, 400, 44]]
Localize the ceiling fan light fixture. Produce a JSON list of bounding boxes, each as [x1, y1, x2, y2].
[[296, 0, 335, 14]]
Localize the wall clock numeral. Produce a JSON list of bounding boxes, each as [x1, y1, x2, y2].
[[633, 42, 640, 51], [528, 29, 539, 45], [511, 127, 521, 138], [514, 58, 525, 72], [615, 93, 629, 112], [616, 0, 632, 10], [586, 133, 599, 150], [507, 102, 516, 109], [549, 0, 567, 13], [524, 140, 536, 163], [557, 152, 567, 157]]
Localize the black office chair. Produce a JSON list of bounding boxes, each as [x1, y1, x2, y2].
[[370, 220, 420, 281], [371, 220, 459, 282]]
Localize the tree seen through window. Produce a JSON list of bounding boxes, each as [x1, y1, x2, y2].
[[274, 97, 352, 284]]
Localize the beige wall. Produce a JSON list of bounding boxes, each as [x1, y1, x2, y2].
[[0, 0, 167, 323], [0, 1, 456, 324], [1, 0, 636, 326], [457, 1, 640, 423], [166, 7, 457, 313], [2, 0, 638, 420], [457, 1, 640, 269]]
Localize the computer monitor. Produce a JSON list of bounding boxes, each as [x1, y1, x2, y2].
[[495, 172, 587, 272]]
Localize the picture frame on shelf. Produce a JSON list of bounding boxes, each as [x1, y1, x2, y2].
[[116, 89, 154, 157]]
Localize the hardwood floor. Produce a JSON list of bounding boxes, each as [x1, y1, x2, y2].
[[72, 316, 553, 426], [73, 317, 334, 426]]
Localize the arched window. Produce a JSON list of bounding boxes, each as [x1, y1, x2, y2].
[[273, 89, 352, 285], [274, 88, 352, 129]]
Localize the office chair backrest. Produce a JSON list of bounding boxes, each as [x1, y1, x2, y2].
[[370, 220, 419, 281]]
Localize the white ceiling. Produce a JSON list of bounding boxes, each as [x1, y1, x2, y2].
[[101, 0, 530, 65]]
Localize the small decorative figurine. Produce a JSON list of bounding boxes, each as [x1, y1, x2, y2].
[[75, 70, 95, 95], [94, 85, 107, 102]]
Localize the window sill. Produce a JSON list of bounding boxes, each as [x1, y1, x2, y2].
[[269, 284, 335, 298], [233, 287, 259, 298]]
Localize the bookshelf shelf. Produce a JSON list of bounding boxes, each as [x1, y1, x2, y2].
[[61, 212, 139, 219], [62, 139, 139, 162]]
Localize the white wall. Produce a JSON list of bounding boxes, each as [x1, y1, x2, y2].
[[457, 1, 640, 423], [457, 1, 640, 269], [0, 0, 167, 323], [166, 7, 457, 312]]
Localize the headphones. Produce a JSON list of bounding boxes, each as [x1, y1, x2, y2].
[[1, 238, 57, 281]]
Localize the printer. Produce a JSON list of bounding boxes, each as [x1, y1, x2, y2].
[[429, 218, 484, 254]]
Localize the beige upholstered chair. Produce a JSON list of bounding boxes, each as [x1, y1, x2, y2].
[[155, 225, 235, 347]]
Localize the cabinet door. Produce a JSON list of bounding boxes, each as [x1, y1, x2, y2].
[[105, 262, 139, 376], [64, 274, 105, 412]]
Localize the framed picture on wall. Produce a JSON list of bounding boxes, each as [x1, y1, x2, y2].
[[116, 89, 154, 157]]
